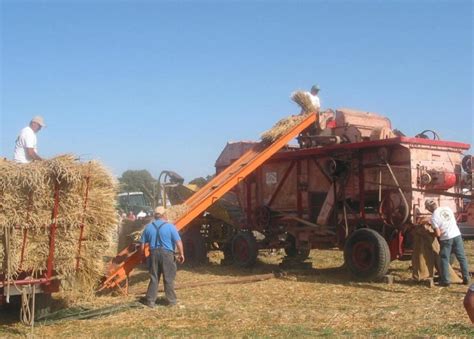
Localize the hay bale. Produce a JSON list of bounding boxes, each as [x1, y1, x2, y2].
[[260, 113, 311, 144], [291, 91, 317, 114], [0, 155, 118, 290]]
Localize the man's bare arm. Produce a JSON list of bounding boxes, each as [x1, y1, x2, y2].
[[26, 148, 42, 161], [176, 240, 185, 264]]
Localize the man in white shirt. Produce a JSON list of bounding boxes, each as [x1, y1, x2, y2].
[[425, 199, 470, 286], [13, 116, 46, 163], [307, 85, 321, 111]]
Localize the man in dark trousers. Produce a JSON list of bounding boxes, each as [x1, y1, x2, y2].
[[425, 199, 470, 286], [140, 206, 185, 307]]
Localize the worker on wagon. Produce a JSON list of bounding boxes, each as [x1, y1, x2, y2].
[[425, 199, 471, 287], [140, 206, 185, 308], [13, 116, 46, 163]]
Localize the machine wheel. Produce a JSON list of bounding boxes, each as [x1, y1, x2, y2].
[[232, 232, 258, 268], [344, 228, 390, 281], [182, 228, 207, 266], [284, 234, 310, 260], [221, 245, 234, 265]]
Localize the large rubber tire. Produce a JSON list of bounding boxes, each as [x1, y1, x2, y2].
[[181, 228, 207, 266], [284, 234, 310, 260], [232, 232, 258, 268], [344, 228, 390, 281]]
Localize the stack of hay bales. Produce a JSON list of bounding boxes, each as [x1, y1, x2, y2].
[[261, 112, 312, 144], [0, 155, 118, 289]]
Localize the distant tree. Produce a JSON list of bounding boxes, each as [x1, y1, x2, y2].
[[189, 177, 207, 188], [119, 170, 159, 207], [189, 174, 215, 188]]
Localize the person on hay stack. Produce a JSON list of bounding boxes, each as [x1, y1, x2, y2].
[[306, 84, 321, 111], [140, 206, 185, 308], [425, 199, 471, 287], [13, 116, 46, 163]]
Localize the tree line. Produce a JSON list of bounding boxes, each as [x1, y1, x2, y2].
[[118, 169, 214, 207]]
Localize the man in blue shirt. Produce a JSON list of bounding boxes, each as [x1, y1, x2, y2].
[[140, 206, 185, 307]]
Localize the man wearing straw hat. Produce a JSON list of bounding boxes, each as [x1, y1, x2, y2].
[[425, 199, 470, 287], [13, 116, 46, 163], [140, 206, 185, 308]]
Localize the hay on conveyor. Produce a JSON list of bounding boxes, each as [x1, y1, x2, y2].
[[291, 91, 317, 114], [260, 113, 311, 144], [118, 218, 151, 250], [0, 155, 118, 290], [165, 204, 189, 223]]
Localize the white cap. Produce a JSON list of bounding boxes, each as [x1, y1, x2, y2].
[[31, 116, 46, 127], [154, 206, 166, 215]]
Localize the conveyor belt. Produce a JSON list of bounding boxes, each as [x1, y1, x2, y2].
[[99, 113, 317, 292]]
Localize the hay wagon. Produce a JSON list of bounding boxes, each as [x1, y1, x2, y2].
[[0, 156, 117, 323], [213, 109, 472, 280]]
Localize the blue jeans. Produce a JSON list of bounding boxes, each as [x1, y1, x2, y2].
[[439, 235, 470, 284]]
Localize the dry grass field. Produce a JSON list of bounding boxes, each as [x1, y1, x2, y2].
[[2, 241, 474, 337]]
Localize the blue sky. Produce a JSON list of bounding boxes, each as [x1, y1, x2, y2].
[[1, 0, 472, 181]]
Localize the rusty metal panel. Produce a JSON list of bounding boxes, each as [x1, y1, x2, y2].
[[260, 162, 298, 210], [409, 144, 464, 222]]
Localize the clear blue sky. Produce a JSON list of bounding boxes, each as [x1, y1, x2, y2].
[[1, 0, 472, 181]]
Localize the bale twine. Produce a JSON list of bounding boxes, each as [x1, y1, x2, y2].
[[0, 155, 118, 290]]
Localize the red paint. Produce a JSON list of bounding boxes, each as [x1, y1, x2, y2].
[[296, 160, 302, 218], [76, 174, 91, 271], [19, 229, 28, 270], [358, 152, 366, 220], [429, 171, 457, 190], [269, 137, 470, 162], [46, 183, 60, 281], [389, 231, 404, 260], [246, 179, 252, 226]]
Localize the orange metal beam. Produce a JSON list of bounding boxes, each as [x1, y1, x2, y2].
[[175, 113, 316, 230]]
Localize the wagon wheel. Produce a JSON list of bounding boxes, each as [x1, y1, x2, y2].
[[231, 232, 258, 268], [343, 228, 390, 281]]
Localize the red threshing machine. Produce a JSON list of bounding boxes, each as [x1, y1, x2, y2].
[[101, 108, 472, 291]]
